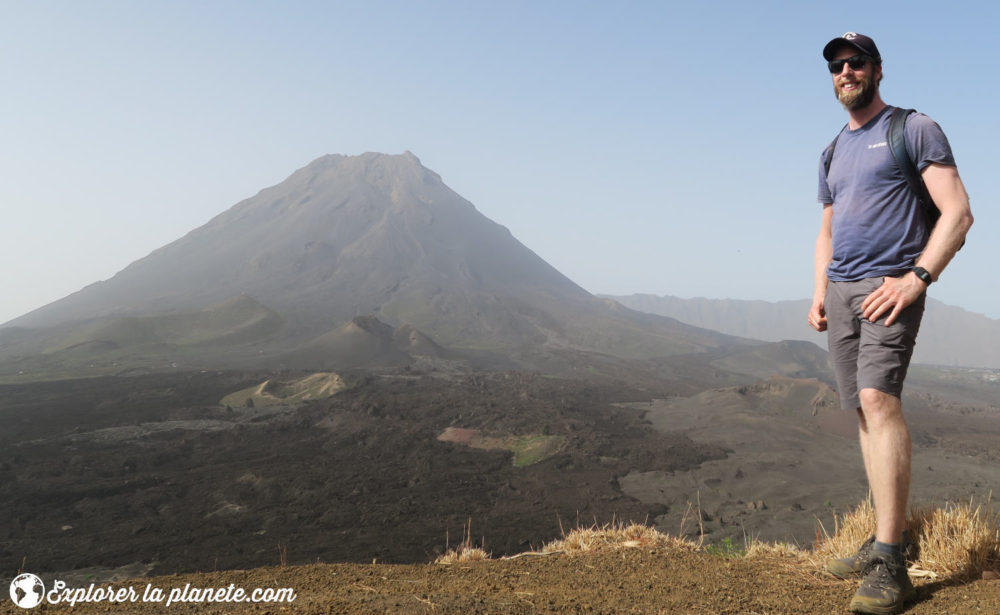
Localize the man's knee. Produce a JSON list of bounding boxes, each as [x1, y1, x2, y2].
[[859, 387, 898, 405], [859, 388, 904, 426]]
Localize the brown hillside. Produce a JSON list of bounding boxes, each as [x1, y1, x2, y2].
[[8, 548, 999, 614]]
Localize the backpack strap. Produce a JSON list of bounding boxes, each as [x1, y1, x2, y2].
[[888, 107, 941, 229], [822, 125, 847, 181]]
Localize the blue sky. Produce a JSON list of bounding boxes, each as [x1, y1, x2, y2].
[[2, 1, 997, 325]]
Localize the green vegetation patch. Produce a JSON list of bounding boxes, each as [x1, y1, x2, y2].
[[221, 372, 347, 407], [506, 434, 567, 467], [437, 427, 566, 467], [705, 537, 745, 559]]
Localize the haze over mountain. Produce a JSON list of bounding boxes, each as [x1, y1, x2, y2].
[[609, 294, 1000, 370], [1, 153, 741, 377]]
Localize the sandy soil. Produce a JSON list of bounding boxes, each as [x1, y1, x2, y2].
[[5, 549, 999, 614]]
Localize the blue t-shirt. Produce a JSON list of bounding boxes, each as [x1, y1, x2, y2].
[[817, 106, 956, 282]]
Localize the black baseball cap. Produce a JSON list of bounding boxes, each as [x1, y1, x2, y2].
[[823, 32, 881, 62]]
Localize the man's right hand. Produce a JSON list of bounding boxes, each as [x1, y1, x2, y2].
[[808, 299, 828, 332]]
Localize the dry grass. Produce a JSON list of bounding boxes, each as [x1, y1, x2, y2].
[[431, 495, 1000, 580], [435, 519, 491, 565], [812, 495, 879, 567], [744, 539, 810, 562], [435, 546, 491, 565], [540, 520, 698, 555], [813, 495, 1000, 581], [910, 498, 1000, 580]]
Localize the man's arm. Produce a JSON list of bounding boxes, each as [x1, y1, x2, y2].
[[861, 163, 974, 325], [809, 203, 834, 332], [912, 163, 974, 274]]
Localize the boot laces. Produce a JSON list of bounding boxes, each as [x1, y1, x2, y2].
[[861, 556, 899, 592]]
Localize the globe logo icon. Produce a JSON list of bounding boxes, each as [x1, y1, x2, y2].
[[9, 574, 45, 609]]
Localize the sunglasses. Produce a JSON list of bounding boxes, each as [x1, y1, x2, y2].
[[828, 54, 871, 74]]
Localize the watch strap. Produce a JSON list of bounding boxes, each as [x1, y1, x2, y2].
[[912, 266, 933, 286]]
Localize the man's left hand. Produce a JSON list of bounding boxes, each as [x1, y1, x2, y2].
[[861, 273, 927, 326]]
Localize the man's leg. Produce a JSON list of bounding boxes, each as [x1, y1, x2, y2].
[[850, 388, 916, 614], [857, 388, 910, 545], [829, 398, 913, 579], [854, 277, 923, 547], [826, 279, 921, 612], [856, 405, 872, 496]]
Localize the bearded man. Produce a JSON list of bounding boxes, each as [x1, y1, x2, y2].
[[809, 32, 973, 614]]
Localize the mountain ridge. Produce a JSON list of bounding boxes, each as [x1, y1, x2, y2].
[[608, 293, 1000, 369]]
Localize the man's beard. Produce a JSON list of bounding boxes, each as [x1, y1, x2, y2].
[[834, 72, 877, 111]]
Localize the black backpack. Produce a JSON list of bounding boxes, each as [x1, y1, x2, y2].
[[823, 106, 946, 234]]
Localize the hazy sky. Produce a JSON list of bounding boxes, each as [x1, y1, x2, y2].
[[2, 1, 997, 326]]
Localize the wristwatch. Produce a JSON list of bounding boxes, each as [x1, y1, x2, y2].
[[912, 266, 933, 286]]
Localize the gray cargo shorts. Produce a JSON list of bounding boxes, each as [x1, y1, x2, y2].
[[826, 277, 926, 410]]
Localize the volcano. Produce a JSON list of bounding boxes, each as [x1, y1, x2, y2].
[[1, 152, 738, 375]]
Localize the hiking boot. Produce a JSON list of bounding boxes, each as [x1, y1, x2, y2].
[[849, 555, 916, 614], [827, 535, 876, 579], [827, 533, 917, 579]]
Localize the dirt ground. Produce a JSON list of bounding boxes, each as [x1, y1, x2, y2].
[[5, 548, 999, 614]]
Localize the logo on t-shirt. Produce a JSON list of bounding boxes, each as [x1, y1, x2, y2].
[[867, 141, 887, 150]]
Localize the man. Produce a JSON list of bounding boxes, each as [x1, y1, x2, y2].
[[809, 32, 973, 614]]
